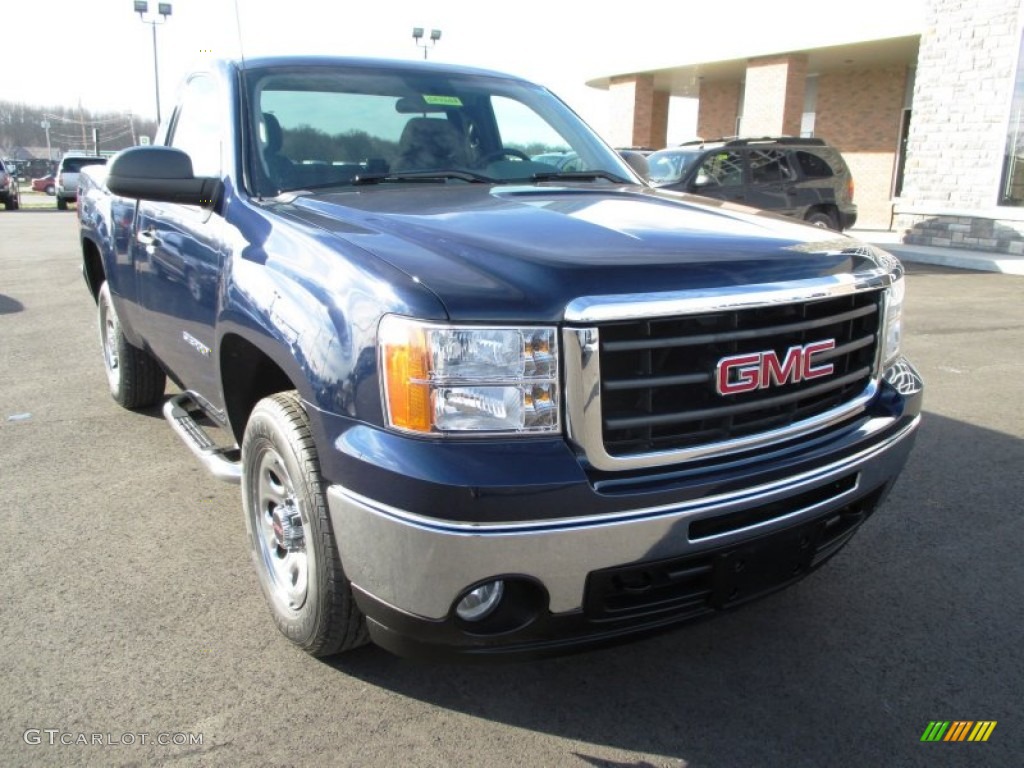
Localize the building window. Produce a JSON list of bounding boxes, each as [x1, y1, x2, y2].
[[999, 33, 1024, 205], [801, 75, 818, 138]]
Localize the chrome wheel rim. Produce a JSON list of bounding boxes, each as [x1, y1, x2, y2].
[[253, 447, 308, 613], [100, 295, 120, 390]]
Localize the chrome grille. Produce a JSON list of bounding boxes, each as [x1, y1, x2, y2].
[[596, 290, 883, 458]]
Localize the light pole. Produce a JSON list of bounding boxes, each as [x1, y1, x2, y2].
[[40, 120, 51, 161], [412, 28, 441, 60], [134, 1, 172, 125]]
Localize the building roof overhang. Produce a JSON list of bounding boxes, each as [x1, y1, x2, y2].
[[587, 34, 921, 98]]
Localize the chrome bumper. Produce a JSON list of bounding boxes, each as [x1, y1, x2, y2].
[[328, 411, 920, 621]]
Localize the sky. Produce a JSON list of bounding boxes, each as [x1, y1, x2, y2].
[[6, 0, 926, 142]]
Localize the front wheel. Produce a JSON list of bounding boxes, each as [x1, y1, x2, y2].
[[56, 196, 68, 211], [241, 391, 368, 656], [98, 282, 166, 408]]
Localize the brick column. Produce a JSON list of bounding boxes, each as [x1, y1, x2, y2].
[[741, 54, 808, 136], [609, 74, 669, 148], [697, 80, 742, 140]]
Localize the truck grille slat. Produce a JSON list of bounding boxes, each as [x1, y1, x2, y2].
[[597, 290, 883, 458], [600, 303, 878, 353], [604, 367, 872, 430]]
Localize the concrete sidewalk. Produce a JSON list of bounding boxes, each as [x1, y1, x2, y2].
[[851, 229, 1024, 276]]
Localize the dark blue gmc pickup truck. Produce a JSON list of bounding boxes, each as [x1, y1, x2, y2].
[[77, 56, 923, 659]]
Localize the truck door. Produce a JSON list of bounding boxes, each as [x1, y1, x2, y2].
[[688, 149, 747, 207], [133, 74, 227, 411], [746, 148, 799, 216]]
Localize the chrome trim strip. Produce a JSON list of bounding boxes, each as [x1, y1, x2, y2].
[[564, 270, 894, 323]]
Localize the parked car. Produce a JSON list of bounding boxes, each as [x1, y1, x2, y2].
[[32, 174, 56, 195], [0, 159, 20, 210], [646, 137, 857, 230], [55, 154, 107, 210]]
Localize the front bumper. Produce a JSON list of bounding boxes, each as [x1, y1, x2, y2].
[[325, 359, 922, 659]]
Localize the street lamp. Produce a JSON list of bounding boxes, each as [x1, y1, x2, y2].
[[41, 120, 51, 161], [134, 1, 172, 125], [412, 27, 441, 60]]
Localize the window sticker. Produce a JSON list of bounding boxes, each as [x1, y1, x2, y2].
[[423, 95, 463, 107]]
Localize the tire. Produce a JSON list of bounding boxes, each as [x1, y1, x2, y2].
[[98, 282, 166, 408], [241, 391, 368, 656], [5, 191, 19, 210], [45, 184, 55, 196], [805, 210, 838, 230], [57, 195, 68, 211]]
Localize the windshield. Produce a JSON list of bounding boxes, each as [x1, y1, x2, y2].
[[246, 64, 636, 195], [645, 149, 704, 185]]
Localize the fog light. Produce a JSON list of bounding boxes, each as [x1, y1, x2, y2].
[[455, 580, 505, 621]]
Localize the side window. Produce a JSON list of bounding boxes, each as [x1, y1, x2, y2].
[[168, 76, 222, 178], [695, 150, 744, 187], [490, 95, 570, 157], [749, 149, 795, 184], [795, 150, 835, 179]]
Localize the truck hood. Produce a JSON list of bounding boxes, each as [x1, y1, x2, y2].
[[280, 183, 890, 322]]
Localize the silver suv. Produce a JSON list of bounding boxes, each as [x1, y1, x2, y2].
[[56, 155, 107, 210], [0, 159, 20, 210]]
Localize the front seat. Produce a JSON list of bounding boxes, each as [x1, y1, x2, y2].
[[393, 117, 468, 171], [261, 112, 295, 189]]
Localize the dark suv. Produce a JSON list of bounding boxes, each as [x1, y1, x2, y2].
[[0, 159, 20, 210], [646, 137, 857, 231]]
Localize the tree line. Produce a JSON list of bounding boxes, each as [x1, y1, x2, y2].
[[0, 101, 158, 159]]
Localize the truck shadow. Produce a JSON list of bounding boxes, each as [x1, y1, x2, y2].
[[326, 411, 1023, 766], [0, 294, 25, 315]]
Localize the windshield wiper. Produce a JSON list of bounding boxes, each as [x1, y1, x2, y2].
[[530, 170, 631, 184], [352, 170, 493, 185]]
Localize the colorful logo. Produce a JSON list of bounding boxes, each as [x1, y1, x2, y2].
[[715, 339, 836, 395], [920, 721, 997, 742]]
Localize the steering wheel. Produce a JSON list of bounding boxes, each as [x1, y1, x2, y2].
[[480, 148, 531, 164]]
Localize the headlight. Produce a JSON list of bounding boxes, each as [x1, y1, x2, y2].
[[379, 316, 560, 435], [882, 271, 905, 368]]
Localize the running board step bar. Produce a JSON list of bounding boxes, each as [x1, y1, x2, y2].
[[163, 393, 242, 484]]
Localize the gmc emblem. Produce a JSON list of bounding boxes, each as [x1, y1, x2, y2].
[[716, 339, 836, 395]]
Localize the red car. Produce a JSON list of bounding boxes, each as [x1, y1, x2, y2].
[[31, 175, 56, 195]]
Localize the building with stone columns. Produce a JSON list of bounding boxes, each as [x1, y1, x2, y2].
[[589, 0, 1024, 253]]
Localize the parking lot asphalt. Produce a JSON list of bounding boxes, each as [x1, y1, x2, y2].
[[1, 211, 1022, 767]]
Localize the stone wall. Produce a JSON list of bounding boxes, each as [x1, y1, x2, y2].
[[895, 0, 1024, 251]]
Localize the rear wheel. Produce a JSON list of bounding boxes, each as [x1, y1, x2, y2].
[[805, 209, 838, 230], [57, 195, 68, 211], [241, 391, 368, 656], [4, 190, 19, 210], [98, 282, 166, 408]]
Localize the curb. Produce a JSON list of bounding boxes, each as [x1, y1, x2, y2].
[[875, 243, 1024, 276]]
